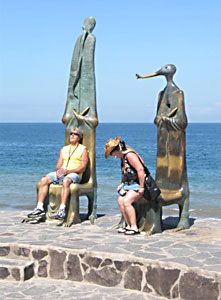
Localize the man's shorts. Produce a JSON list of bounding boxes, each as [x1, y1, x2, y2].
[[47, 171, 81, 185]]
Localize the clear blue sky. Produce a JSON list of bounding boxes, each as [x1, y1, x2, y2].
[[0, 0, 221, 122]]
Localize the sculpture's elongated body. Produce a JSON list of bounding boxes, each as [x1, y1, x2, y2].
[[154, 82, 188, 192], [136, 64, 190, 233], [62, 16, 98, 144]]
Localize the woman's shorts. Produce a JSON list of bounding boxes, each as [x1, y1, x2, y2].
[[47, 171, 81, 185], [122, 181, 140, 192]]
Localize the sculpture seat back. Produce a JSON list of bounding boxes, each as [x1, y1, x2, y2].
[[81, 158, 91, 184]]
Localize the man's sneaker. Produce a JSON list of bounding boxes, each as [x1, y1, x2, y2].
[[55, 208, 65, 221], [27, 208, 45, 218]]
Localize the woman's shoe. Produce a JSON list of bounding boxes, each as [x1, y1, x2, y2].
[[124, 229, 140, 235], [118, 227, 127, 233]]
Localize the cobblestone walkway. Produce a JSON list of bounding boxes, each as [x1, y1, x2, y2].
[[0, 210, 220, 300], [1, 211, 220, 273], [0, 278, 168, 299]]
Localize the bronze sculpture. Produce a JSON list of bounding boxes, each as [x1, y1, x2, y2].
[[22, 17, 98, 227], [47, 16, 98, 226], [136, 64, 190, 233], [62, 16, 97, 144]]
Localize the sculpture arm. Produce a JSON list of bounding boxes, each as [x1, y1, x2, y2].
[[73, 109, 98, 130], [161, 91, 187, 131], [154, 91, 164, 127]]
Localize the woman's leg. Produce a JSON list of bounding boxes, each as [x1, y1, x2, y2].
[[118, 195, 130, 228], [123, 190, 141, 231]]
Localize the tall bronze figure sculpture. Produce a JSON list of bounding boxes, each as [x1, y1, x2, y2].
[[42, 17, 98, 227], [136, 64, 190, 233], [62, 16, 98, 144]]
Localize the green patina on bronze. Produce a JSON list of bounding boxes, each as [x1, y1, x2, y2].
[[136, 64, 190, 234], [37, 17, 98, 227], [62, 16, 98, 142]]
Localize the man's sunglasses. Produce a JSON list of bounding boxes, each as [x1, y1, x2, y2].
[[70, 132, 80, 137]]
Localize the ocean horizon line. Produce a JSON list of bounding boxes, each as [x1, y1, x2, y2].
[[1, 121, 221, 124]]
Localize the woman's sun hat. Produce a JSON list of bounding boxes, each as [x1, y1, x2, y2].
[[104, 136, 121, 158]]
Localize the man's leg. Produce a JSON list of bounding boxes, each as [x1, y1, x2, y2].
[[38, 176, 53, 203], [61, 177, 72, 205], [28, 175, 53, 218], [55, 173, 80, 221]]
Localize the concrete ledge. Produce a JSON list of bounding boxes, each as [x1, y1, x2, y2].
[[0, 210, 220, 299]]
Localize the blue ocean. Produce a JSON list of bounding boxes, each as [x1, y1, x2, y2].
[[0, 123, 220, 219]]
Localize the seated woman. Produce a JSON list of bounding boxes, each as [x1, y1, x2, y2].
[[104, 137, 145, 235]]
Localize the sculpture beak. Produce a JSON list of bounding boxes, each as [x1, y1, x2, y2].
[[136, 71, 159, 79], [141, 72, 159, 78]]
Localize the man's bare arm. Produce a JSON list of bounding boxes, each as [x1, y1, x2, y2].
[[56, 149, 64, 170]]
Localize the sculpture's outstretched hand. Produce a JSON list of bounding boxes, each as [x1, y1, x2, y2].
[[73, 109, 84, 122], [73, 106, 90, 120], [73, 107, 98, 129], [161, 115, 172, 126]]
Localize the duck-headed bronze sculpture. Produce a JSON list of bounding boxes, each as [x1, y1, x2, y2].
[[136, 64, 190, 233]]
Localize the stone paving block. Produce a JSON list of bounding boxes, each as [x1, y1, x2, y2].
[[84, 266, 122, 287], [124, 265, 143, 290], [145, 265, 180, 298], [0, 258, 35, 281], [32, 249, 48, 260], [24, 263, 35, 281], [0, 246, 10, 256], [100, 258, 112, 267], [179, 271, 219, 300], [161, 257, 203, 267], [37, 260, 48, 277], [49, 249, 66, 279], [0, 266, 10, 279], [114, 260, 131, 272], [11, 267, 21, 281], [135, 251, 167, 260], [190, 251, 212, 261], [12, 246, 30, 257], [84, 255, 102, 268], [66, 254, 83, 281]]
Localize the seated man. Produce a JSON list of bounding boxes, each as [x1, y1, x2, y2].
[[28, 128, 89, 221]]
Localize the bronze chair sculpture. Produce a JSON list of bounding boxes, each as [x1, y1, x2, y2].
[[136, 64, 190, 234], [41, 17, 98, 227]]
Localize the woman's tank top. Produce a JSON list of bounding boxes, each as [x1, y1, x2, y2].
[[121, 153, 139, 183]]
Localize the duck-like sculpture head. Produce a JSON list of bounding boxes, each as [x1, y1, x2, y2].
[[136, 64, 176, 81]]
